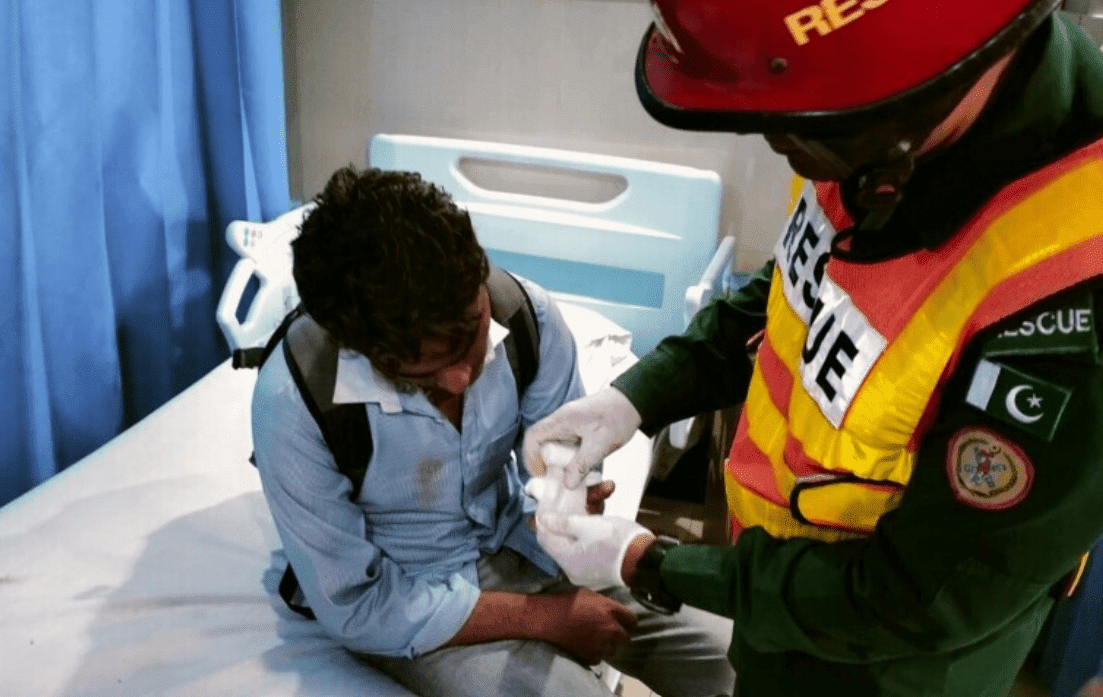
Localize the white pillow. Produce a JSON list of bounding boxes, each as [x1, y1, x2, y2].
[[554, 300, 637, 395]]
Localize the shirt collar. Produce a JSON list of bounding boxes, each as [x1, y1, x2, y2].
[[331, 318, 511, 410]]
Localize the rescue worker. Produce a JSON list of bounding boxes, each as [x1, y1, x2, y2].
[[522, 1, 1103, 694]]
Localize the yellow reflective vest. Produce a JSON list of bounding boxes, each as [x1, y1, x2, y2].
[[726, 137, 1103, 542]]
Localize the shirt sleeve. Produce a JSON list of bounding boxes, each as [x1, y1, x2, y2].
[[517, 278, 586, 430], [658, 311, 1103, 663], [251, 350, 480, 658], [613, 260, 774, 436]]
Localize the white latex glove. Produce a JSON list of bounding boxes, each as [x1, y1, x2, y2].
[[522, 388, 642, 489], [533, 513, 652, 590]]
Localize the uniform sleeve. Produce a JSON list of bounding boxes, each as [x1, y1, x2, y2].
[[659, 304, 1103, 663], [251, 350, 479, 658], [613, 261, 774, 436]]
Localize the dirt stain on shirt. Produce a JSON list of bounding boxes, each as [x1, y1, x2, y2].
[[416, 458, 444, 504]]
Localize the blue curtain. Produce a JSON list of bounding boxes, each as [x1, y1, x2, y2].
[[1, 0, 291, 506]]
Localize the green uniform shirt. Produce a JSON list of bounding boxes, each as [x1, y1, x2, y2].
[[614, 14, 1103, 697]]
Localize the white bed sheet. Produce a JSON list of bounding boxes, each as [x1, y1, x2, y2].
[[0, 302, 650, 697]]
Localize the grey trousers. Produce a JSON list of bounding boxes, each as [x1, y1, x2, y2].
[[360, 547, 735, 697]]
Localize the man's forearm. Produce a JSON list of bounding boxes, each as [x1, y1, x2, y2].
[[445, 586, 638, 667], [446, 590, 552, 646]]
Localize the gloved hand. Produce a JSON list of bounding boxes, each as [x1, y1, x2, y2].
[[523, 388, 643, 489], [525, 446, 606, 533], [532, 511, 653, 590]]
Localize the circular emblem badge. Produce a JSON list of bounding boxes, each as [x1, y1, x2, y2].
[[946, 427, 1033, 511]]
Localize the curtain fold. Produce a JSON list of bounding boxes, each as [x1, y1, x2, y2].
[[1, 0, 290, 506]]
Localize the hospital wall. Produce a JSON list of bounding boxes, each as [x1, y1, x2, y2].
[[280, 0, 796, 273]]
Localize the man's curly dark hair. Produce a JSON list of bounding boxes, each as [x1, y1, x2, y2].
[[292, 166, 489, 373]]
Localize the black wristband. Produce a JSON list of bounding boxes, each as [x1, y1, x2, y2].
[[629, 535, 683, 615]]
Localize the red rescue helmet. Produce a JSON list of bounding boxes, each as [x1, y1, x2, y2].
[[636, 0, 1062, 135]]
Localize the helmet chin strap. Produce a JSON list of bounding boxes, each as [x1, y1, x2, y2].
[[851, 140, 916, 231], [788, 136, 917, 232], [840, 50, 1016, 232]]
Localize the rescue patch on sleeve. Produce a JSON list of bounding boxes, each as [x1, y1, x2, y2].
[[946, 427, 1034, 511], [982, 292, 1097, 360], [964, 359, 1072, 441]]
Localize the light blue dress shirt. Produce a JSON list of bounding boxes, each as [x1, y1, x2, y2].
[[251, 278, 584, 658]]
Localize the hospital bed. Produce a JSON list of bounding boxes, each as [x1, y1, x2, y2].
[[0, 135, 735, 697]]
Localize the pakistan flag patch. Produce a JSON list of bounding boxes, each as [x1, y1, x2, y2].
[[965, 359, 1073, 441]]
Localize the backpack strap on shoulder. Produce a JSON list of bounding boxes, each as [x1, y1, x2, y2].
[[487, 266, 541, 400], [247, 306, 307, 465], [275, 314, 374, 621], [282, 315, 373, 500], [234, 305, 305, 369]]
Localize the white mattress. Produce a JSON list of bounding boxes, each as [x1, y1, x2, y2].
[[0, 303, 650, 697]]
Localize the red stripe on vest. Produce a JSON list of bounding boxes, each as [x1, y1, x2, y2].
[[815, 181, 853, 231], [756, 334, 794, 415], [728, 416, 789, 506], [782, 433, 851, 479]]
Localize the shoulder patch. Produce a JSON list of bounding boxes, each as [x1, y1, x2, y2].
[[946, 427, 1034, 511], [982, 292, 1097, 360], [964, 359, 1072, 441]]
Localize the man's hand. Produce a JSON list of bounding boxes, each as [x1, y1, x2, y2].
[[447, 587, 636, 664], [522, 388, 643, 488], [535, 512, 654, 590], [586, 480, 615, 514], [532, 588, 638, 665]]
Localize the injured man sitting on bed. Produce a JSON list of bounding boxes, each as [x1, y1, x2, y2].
[[250, 165, 734, 697]]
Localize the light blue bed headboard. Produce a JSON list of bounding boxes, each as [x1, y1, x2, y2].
[[368, 134, 724, 355]]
